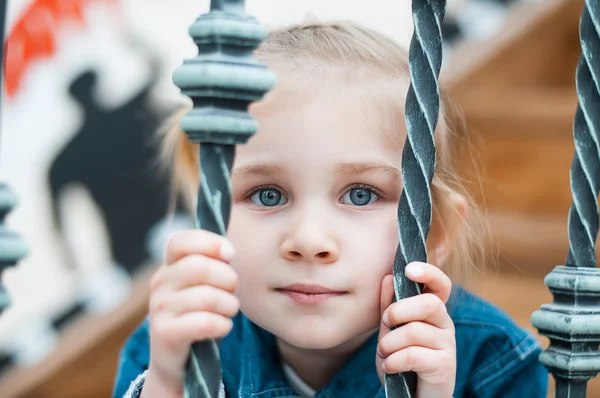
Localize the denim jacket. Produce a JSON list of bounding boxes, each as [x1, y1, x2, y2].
[[113, 286, 548, 397]]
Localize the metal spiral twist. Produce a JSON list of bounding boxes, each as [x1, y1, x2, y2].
[[0, 184, 29, 314], [172, 1, 275, 397], [385, 1, 446, 397], [531, 2, 600, 397], [566, 0, 600, 269]]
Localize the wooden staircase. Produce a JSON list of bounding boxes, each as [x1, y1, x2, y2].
[[442, 0, 590, 273], [0, 0, 594, 396]]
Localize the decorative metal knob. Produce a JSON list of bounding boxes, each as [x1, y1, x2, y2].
[[0, 183, 29, 314]]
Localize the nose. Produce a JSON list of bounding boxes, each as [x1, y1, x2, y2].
[[280, 208, 339, 264]]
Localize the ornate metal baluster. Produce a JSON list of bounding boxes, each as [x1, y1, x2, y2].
[[0, 0, 29, 315], [385, 0, 446, 397], [172, 1, 275, 396], [0, 184, 29, 314], [531, 1, 600, 397]]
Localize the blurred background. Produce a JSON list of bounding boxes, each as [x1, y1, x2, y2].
[[0, 0, 593, 396]]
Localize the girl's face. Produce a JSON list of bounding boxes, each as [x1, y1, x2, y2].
[[228, 81, 405, 353]]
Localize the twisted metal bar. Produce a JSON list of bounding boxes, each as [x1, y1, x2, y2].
[[531, 1, 600, 397], [172, 1, 275, 396], [566, 0, 600, 270], [0, 0, 28, 315], [385, 1, 446, 397]]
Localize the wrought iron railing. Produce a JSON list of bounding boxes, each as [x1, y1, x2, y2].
[[171, 1, 276, 396], [386, 0, 445, 396], [530, 1, 600, 397], [0, 183, 28, 315], [1, 0, 599, 397], [170, 1, 600, 397], [0, 0, 28, 316]]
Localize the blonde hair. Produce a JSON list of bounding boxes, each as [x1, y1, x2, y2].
[[166, 21, 489, 283]]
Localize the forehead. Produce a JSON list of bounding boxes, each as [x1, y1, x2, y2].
[[244, 74, 409, 159]]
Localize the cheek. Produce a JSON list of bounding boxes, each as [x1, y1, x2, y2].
[[348, 213, 398, 300], [350, 213, 398, 271], [227, 206, 246, 254], [227, 206, 276, 293], [353, 225, 397, 330]]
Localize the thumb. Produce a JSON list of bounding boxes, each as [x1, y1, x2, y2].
[[378, 274, 396, 342]]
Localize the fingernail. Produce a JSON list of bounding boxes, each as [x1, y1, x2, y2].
[[406, 263, 423, 278], [382, 311, 391, 328], [220, 241, 235, 261], [376, 347, 385, 358], [380, 362, 387, 373]]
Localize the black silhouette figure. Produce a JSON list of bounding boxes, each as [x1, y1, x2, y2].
[[441, 0, 520, 45], [47, 52, 183, 276]]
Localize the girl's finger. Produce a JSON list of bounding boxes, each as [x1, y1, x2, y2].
[[150, 254, 239, 293], [383, 293, 453, 330], [153, 312, 234, 352], [380, 346, 454, 376], [165, 230, 235, 265], [377, 274, 395, 343], [377, 321, 455, 358], [150, 285, 240, 318], [405, 262, 452, 303]]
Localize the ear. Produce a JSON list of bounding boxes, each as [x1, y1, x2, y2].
[[429, 193, 467, 267]]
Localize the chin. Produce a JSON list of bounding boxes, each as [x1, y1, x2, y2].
[[283, 329, 346, 350], [265, 316, 355, 350], [242, 302, 379, 351]]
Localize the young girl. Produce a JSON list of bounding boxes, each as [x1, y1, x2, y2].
[[113, 22, 548, 398]]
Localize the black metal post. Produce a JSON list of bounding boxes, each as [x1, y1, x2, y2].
[[531, 1, 600, 397], [172, 1, 275, 397], [385, 0, 446, 397]]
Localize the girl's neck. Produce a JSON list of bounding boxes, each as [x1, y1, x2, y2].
[[275, 329, 377, 391]]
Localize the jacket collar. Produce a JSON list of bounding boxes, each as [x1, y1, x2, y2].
[[220, 314, 383, 397]]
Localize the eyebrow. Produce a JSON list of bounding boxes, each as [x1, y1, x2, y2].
[[231, 161, 402, 180], [335, 162, 401, 179], [231, 164, 283, 179]]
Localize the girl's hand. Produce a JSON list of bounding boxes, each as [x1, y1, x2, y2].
[[144, 230, 240, 397], [376, 262, 456, 398]]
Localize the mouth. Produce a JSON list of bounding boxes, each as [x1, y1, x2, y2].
[[275, 284, 348, 304]]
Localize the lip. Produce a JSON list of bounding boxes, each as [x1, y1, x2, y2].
[[276, 284, 348, 304], [279, 284, 346, 294]]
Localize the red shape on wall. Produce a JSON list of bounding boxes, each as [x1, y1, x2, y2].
[[4, 0, 117, 99]]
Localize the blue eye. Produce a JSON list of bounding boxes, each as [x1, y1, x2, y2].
[[341, 187, 379, 206], [250, 187, 288, 207]]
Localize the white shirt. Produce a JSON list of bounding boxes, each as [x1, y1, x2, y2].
[[282, 362, 317, 398]]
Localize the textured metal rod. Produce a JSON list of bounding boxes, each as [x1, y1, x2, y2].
[[172, 1, 275, 397], [531, 1, 600, 397], [0, 0, 28, 315], [566, 0, 600, 269], [385, 1, 446, 397]]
